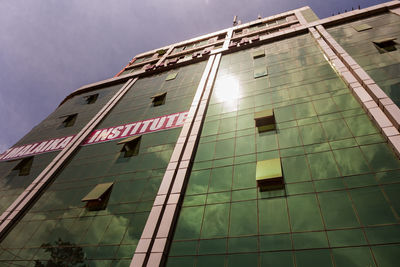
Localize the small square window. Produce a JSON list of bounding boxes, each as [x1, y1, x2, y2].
[[254, 109, 275, 132], [82, 182, 114, 211], [118, 136, 141, 157], [254, 66, 268, 78], [61, 114, 77, 128], [256, 158, 283, 191], [166, 73, 178, 81], [373, 38, 397, 53], [84, 94, 98, 104], [151, 92, 167, 106], [12, 156, 33, 176], [252, 49, 265, 59], [353, 23, 372, 32]]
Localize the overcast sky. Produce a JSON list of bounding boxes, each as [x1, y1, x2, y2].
[[0, 0, 388, 152]]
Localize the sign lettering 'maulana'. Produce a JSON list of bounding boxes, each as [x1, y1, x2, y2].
[[0, 111, 188, 161]]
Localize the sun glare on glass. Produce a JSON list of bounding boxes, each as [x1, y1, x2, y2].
[[214, 76, 240, 101]]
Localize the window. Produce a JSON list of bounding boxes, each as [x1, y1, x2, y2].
[[253, 66, 268, 78], [157, 49, 167, 56], [12, 156, 33, 176], [254, 109, 275, 132], [256, 158, 283, 191], [118, 136, 141, 157], [81, 182, 114, 211], [353, 23, 372, 32], [373, 38, 397, 53], [61, 114, 77, 127], [166, 73, 178, 81], [151, 92, 167, 106], [84, 94, 98, 104], [252, 49, 265, 59]]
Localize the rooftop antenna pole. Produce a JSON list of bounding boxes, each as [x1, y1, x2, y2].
[[233, 16, 238, 26]]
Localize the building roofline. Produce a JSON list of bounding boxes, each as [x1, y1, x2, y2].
[[59, 1, 400, 106]]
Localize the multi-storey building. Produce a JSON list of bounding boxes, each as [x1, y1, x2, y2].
[[1, 1, 400, 266]]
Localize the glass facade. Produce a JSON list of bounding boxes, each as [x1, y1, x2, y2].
[[328, 12, 400, 106], [0, 63, 206, 266], [1, 4, 400, 267], [0, 83, 124, 216], [166, 33, 400, 267]]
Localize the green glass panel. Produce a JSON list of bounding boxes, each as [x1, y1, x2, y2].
[[372, 245, 400, 267], [174, 206, 204, 240], [332, 247, 376, 267], [274, 105, 294, 123], [260, 234, 292, 251], [295, 249, 333, 267], [361, 143, 400, 172], [294, 102, 316, 119], [229, 200, 257, 236], [195, 142, 215, 162], [313, 98, 338, 115], [281, 155, 310, 182], [198, 238, 227, 254], [287, 194, 324, 231], [208, 166, 233, 193], [350, 187, 396, 226], [256, 131, 278, 152], [365, 225, 400, 245], [292, 231, 329, 249], [299, 123, 326, 145], [259, 198, 290, 234], [329, 138, 358, 149], [219, 117, 236, 133], [236, 114, 254, 130], [166, 257, 195, 267], [355, 134, 384, 145], [278, 127, 302, 149], [185, 170, 210, 195], [318, 191, 359, 229], [314, 178, 345, 191], [228, 236, 258, 253], [201, 203, 229, 238], [206, 191, 231, 204], [383, 184, 400, 215], [235, 135, 255, 156], [327, 229, 367, 247], [202, 120, 220, 136], [183, 195, 207, 207], [233, 163, 256, 190], [321, 120, 353, 141], [332, 94, 360, 110], [234, 154, 256, 164], [169, 241, 197, 256], [280, 146, 306, 158], [333, 147, 370, 176], [197, 255, 226, 267], [307, 151, 340, 180], [227, 254, 258, 267], [286, 181, 314, 195], [345, 173, 377, 188], [214, 139, 235, 159], [261, 252, 294, 267], [232, 188, 257, 201], [345, 115, 378, 136]]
